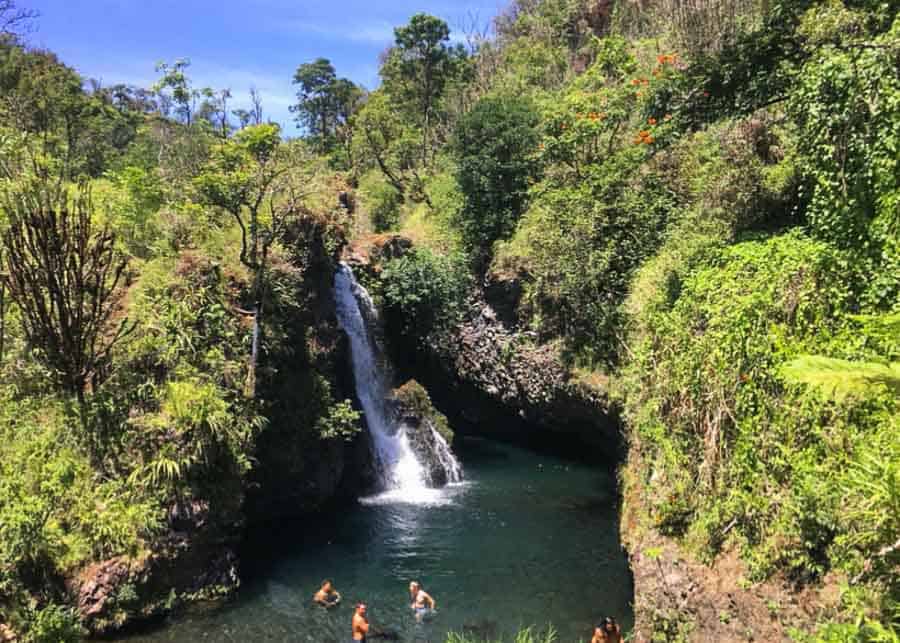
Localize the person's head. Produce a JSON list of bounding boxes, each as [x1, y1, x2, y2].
[[409, 581, 420, 593], [356, 603, 367, 616], [321, 579, 333, 592], [603, 616, 618, 632]]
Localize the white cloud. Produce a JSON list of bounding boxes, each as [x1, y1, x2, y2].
[[276, 19, 397, 46]]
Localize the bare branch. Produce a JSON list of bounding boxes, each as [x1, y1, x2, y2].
[[0, 0, 38, 37]]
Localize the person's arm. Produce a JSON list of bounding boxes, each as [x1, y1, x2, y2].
[[360, 619, 370, 634], [424, 591, 436, 609], [313, 592, 326, 606], [331, 591, 341, 605]]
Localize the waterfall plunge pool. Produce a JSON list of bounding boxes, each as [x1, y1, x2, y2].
[[121, 437, 633, 643]]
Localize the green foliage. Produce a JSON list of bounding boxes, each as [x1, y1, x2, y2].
[[381, 13, 469, 163], [359, 171, 403, 232], [291, 58, 362, 153], [22, 603, 83, 643], [452, 95, 541, 263], [782, 356, 900, 401], [315, 399, 362, 441], [789, 7, 900, 307], [622, 233, 898, 614], [445, 625, 558, 643], [352, 90, 426, 201], [381, 248, 470, 343]]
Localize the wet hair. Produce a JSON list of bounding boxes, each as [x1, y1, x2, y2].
[[321, 579, 332, 588], [356, 603, 367, 610], [603, 616, 617, 629]]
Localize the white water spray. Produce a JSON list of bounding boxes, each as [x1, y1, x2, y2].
[[334, 263, 462, 502]]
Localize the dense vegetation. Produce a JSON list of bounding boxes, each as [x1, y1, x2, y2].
[[344, 0, 898, 640], [0, 0, 897, 640], [0, 6, 362, 640]]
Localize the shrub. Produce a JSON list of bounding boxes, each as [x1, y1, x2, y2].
[[381, 248, 470, 343], [359, 172, 404, 233]]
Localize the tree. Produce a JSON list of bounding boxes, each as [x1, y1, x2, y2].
[[194, 124, 311, 397], [1, 184, 131, 406], [381, 14, 468, 165], [198, 87, 232, 138], [291, 58, 362, 152], [353, 90, 429, 204], [452, 95, 541, 265], [232, 87, 264, 131], [153, 59, 210, 126], [0, 0, 38, 37]]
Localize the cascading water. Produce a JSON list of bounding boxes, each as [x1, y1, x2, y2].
[[334, 263, 462, 502]]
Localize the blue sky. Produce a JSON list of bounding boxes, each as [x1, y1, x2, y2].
[[20, 0, 503, 129]]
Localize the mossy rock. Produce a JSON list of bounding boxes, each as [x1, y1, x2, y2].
[[390, 380, 454, 446]]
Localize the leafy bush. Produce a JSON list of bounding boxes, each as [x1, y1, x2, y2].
[[23, 603, 82, 643], [381, 248, 470, 343], [359, 172, 403, 232], [315, 399, 362, 441]]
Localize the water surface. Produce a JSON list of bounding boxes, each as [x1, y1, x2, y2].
[[124, 438, 633, 643]]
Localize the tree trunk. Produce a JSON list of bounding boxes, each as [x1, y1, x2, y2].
[[0, 281, 5, 366], [245, 302, 260, 399]]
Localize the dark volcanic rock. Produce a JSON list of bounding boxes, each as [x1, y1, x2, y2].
[[344, 233, 413, 276], [72, 498, 241, 635], [408, 298, 620, 456]]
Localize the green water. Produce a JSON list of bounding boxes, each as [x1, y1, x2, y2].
[[123, 437, 633, 643]]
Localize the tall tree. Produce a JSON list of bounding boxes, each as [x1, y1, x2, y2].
[[382, 13, 468, 165], [194, 125, 312, 397], [153, 59, 212, 126], [1, 184, 131, 406], [291, 58, 361, 152], [452, 95, 541, 266]]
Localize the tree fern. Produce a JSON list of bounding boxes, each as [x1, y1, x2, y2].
[[781, 356, 900, 401]]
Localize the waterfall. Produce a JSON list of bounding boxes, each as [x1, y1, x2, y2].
[[334, 263, 462, 500]]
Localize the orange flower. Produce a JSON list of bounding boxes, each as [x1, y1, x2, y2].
[[657, 54, 667, 65], [630, 78, 641, 86], [639, 130, 651, 138], [648, 117, 657, 125], [645, 136, 655, 144]]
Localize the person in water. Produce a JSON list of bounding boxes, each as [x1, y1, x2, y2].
[[352, 603, 370, 642], [592, 616, 623, 643], [313, 579, 342, 608], [409, 581, 436, 620]]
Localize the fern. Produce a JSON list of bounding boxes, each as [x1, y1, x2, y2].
[[781, 356, 900, 401]]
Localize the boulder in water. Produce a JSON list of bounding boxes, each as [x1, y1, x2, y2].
[[389, 380, 457, 487]]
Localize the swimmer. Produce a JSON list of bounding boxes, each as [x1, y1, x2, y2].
[[313, 579, 341, 608], [592, 616, 623, 643], [352, 603, 370, 642], [409, 581, 436, 621]]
